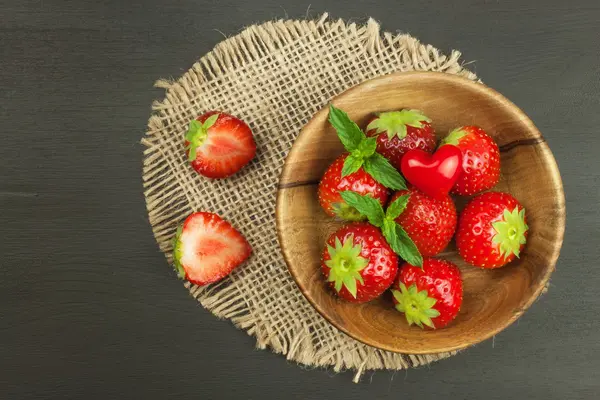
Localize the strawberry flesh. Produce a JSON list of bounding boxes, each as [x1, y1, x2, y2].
[[187, 111, 256, 179], [173, 212, 251, 286]]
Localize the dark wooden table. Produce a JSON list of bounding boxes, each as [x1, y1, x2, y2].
[[2, 1, 599, 399]]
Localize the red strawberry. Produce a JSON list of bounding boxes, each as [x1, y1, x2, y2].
[[185, 111, 256, 178], [440, 125, 500, 195], [392, 258, 463, 329], [172, 212, 251, 285], [321, 223, 398, 303], [318, 154, 389, 221], [456, 192, 528, 268], [366, 110, 436, 169], [390, 187, 457, 256]]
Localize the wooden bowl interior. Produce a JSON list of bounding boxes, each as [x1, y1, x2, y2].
[[276, 72, 565, 354]]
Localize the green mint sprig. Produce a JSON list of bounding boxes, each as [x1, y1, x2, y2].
[[328, 105, 407, 191], [340, 191, 423, 267]]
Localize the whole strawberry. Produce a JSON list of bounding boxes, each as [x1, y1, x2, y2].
[[392, 258, 463, 329], [339, 191, 423, 267], [321, 223, 398, 303], [390, 186, 457, 256], [318, 105, 408, 220], [172, 212, 251, 285], [366, 110, 436, 169], [456, 192, 528, 268], [185, 111, 256, 178], [318, 154, 389, 220], [440, 125, 500, 195]]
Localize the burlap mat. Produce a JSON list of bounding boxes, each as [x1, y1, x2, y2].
[[142, 13, 478, 382]]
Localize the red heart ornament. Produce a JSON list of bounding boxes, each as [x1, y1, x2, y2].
[[400, 146, 463, 199]]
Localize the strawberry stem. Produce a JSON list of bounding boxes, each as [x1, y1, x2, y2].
[[185, 114, 219, 161], [366, 110, 431, 140], [171, 225, 186, 279], [325, 235, 368, 298], [441, 127, 469, 146], [492, 207, 528, 259], [392, 283, 440, 329]]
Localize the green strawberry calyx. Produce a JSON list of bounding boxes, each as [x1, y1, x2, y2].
[[328, 105, 407, 191], [339, 191, 423, 267], [441, 127, 469, 146], [171, 225, 186, 279], [331, 202, 365, 222], [185, 113, 220, 161], [325, 235, 368, 298], [492, 207, 528, 259], [392, 283, 440, 329], [366, 110, 431, 140]]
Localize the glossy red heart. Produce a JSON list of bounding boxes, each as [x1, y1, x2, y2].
[[400, 146, 462, 199]]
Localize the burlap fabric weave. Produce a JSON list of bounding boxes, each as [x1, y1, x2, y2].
[[142, 14, 478, 382]]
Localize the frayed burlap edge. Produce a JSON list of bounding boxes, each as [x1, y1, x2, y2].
[[140, 14, 502, 383]]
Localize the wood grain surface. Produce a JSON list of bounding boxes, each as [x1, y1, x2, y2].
[[277, 72, 565, 354], [1, 0, 599, 399]]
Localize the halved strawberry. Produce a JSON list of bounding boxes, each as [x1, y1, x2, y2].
[[185, 111, 256, 178], [172, 212, 251, 285]]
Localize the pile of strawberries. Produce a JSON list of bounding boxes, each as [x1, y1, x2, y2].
[[318, 106, 528, 329], [168, 106, 529, 332]]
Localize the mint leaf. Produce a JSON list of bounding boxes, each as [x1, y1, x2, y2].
[[382, 219, 422, 267], [341, 155, 364, 177], [363, 153, 407, 190], [386, 194, 410, 220], [381, 219, 398, 250], [356, 137, 377, 158], [328, 105, 365, 152], [339, 191, 385, 227], [393, 225, 423, 267]]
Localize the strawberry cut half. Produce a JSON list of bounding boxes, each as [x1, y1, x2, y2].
[[185, 111, 256, 179], [172, 212, 251, 286]]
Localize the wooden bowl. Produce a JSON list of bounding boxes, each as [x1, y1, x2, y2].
[[276, 72, 565, 354]]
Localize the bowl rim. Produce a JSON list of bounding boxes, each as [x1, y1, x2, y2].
[[276, 71, 566, 354]]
